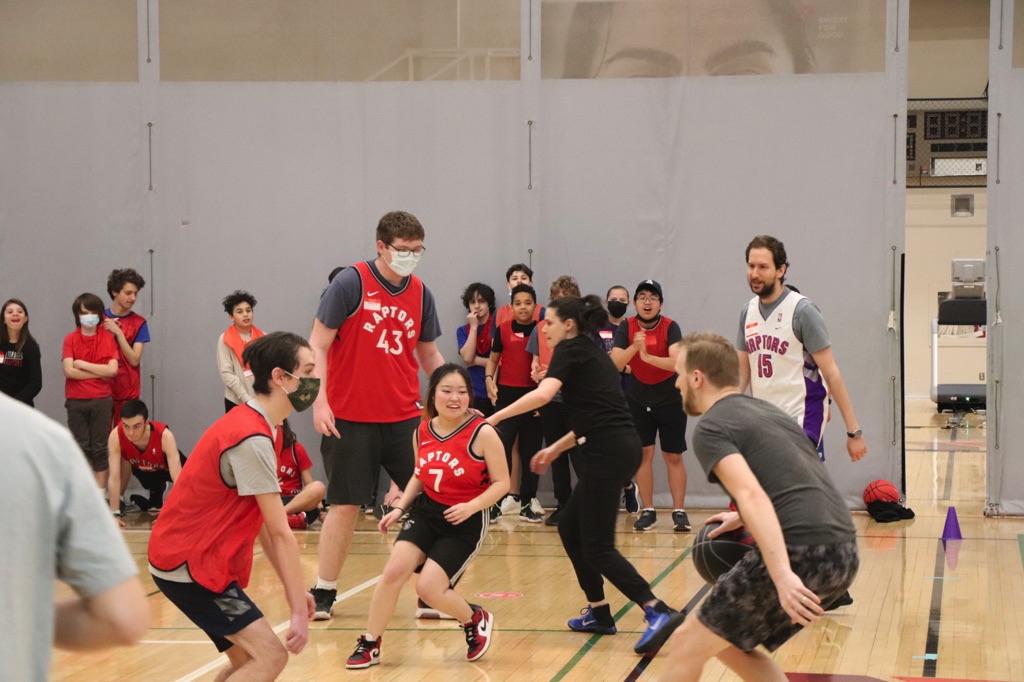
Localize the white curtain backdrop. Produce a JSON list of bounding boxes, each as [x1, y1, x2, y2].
[[0, 0, 912, 509], [985, 0, 1024, 515]]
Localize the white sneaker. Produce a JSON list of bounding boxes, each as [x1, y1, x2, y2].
[[530, 497, 544, 515], [499, 495, 521, 516]]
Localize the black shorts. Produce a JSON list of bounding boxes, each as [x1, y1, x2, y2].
[[320, 417, 418, 506], [697, 540, 859, 652], [396, 494, 488, 584], [627, 399, 688, 453], [152, 576, 264, 652], [133, 468, 171, 491]]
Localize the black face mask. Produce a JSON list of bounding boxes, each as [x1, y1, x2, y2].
[[607, 300, 628, 318]]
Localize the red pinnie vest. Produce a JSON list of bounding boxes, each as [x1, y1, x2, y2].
[[626, 316, 676, 385], [107, 312, 146, 401], [148, 405, 279, 592]]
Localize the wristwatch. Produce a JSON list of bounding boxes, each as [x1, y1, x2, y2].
[[846, 429, 863, 438]]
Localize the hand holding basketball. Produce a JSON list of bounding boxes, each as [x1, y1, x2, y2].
[[704, 510, 743, 539]]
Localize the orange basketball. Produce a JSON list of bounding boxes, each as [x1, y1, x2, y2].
[[863, 479, 900, 504]]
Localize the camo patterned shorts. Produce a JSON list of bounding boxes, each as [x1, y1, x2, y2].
[[697, 540, 859, 652]]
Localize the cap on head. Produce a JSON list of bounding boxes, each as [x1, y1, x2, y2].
[[634, 279, 664, 301]]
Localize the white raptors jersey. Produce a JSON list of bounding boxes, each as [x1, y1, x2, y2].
[[742, 292, 829, 445]]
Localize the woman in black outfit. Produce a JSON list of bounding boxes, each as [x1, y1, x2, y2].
[[487, 295, 676, 655], [0, 298, 42, 406]]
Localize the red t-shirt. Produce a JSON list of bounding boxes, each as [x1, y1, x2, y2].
[[277, 442, 312, 496], [62, 329, 118, 400], [117, 420, 169, 471], [416, 417, 492, 506], [327, 261, 424, 422]]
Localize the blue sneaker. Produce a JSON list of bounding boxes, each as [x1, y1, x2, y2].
[[633, 604, 680, 654], [567, 606, 617, 635]]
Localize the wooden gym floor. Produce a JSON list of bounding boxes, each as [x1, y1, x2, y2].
[[51, 400, 1024, 681]]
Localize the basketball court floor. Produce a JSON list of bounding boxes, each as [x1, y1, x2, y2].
[[51, 399, 1024, 681]]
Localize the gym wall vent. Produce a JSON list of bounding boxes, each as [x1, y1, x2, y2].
[[951, 194, 975, 218]]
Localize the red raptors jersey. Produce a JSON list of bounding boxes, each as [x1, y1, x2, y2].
[[277, 442, 312, 495], [117, 420, 168, 471], [626, 316, 676, 385], [149, 405, 278, 592], [106, 311, 146, 401], [415, 417, 492, 506], [328, 261, 424, 422], [494, 320, 536, 387]]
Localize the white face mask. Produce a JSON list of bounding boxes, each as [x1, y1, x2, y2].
[[389, 250, 421, 277], [79, 313, 100, 328]]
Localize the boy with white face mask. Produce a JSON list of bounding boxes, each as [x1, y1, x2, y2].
[[62, 292, 119, 487]]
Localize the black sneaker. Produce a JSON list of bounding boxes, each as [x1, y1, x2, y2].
[[672, 510, 691, 532], [310, 586, 337, 620], [520, 504, 543, 523], [489, 502, 502, 521], [545, 504, 566, 527], [824, 590, 854, 611], [304, 508, 322, 526], [130, 494, 151, 512], [622, 484, 640, 514], [634, 509, 657, 532]]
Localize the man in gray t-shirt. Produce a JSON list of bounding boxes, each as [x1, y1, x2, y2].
[[0, 393, 146, 681], [645, 333, 859, 679]]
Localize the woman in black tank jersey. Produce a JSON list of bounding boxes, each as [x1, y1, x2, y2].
[[486, 295, 677, 655]]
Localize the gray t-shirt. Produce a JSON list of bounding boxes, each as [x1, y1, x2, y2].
[[0, 394, 137, 682], [692, 393, 855, 545], [316, 259, 441, 342], [735, 288, 830, 354]]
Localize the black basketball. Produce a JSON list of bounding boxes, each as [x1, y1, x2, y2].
[[692, 521, 755, 584]]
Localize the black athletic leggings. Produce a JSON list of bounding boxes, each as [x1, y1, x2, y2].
[[541, 401, 578, 504], [558, 428, 656, 605]]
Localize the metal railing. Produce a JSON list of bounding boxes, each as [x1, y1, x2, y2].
[[366, 48, 520, 82]]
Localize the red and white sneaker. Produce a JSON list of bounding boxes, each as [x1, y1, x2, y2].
[[287, 513, 307, 530], [463, 606, 494, 662], [346, 635, 381, 669]]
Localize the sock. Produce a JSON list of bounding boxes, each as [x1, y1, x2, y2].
[[673, 509, 686, 514], [643, 507, 655, 512], [316, 578, 337, 591], [591, 603, 614, 624]]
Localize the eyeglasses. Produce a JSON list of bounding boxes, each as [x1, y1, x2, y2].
[[385, 243, 426, 257], [636, 295, 660, 304]]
